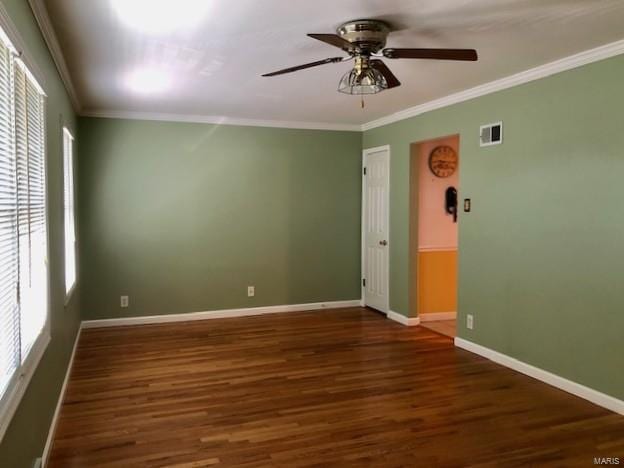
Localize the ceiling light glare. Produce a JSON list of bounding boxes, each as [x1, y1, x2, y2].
[[111, 0, 211, 34], [124, 68, 172, 95]]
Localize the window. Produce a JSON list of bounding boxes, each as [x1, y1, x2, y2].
[[63, 128, 76, 296], [0, 26, 48, 439]]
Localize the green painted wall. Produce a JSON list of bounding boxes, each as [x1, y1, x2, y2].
[[363, 54, 624, 400], [78, 118, 362, 320], [3, 2, 623, 463], [0, 1, 80, 467]]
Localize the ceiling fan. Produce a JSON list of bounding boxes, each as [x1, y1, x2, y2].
[[262, 19, 478, 95]]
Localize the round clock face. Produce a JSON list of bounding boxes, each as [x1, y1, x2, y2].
[[428, 145, 458, 178]]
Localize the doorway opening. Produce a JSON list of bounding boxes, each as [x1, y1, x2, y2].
[[409, 135, 459, 338]]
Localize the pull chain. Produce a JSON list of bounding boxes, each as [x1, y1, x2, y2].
[[361, 95, 365, 109]]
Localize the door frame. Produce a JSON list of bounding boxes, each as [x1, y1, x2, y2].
[[409, 134, 460, 324], [361, 145, 391, 314]]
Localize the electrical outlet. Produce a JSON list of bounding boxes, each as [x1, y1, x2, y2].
[[120, 295, 129, 308], [467, 314, 474, 330], [247, 286, 255, 297]]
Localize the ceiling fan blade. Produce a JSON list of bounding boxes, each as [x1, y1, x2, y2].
[[307, 33, 354, 52], [383, 48, 478, 61], [262, 57, 344, 77], [370, 60, 401, 89]]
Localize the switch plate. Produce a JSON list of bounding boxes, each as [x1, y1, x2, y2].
[[467, 314, 474, 330], [120, 295, 129, 308], [464, 199, 471, 212], [247, 286, 255, 297]]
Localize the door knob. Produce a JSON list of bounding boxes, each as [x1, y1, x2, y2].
[[379, 240, 388, 246]]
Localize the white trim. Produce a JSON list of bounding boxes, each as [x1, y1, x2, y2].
[[62, 126, 75, 140], [27, 0, 81, 111], [0, 14, 18, 55], [0, 331, 51, 442], [25, 0, 624, 135], [0, 59, 50, 439], [63, 278, 77, 308], [18, 3, 624, 135], [62, 126, 77, 303], [0, 1, 46, 94], [455, 337, 624, 416], [362, 39, 624, 131], [361, 145, 391, 314], [80, 109, 361, 132], [41, 327, 81, 467], [420, 311, 456, 322], [23, 4, 624, 134], [81, 300, 362, 329], [387, 311, 420, 327], [360, 157, 366, 306], [362, 145, 391, 155], [418, 246, 457, 253]]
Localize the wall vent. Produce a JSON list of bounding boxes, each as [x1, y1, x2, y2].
[[480, 122, 503, 147]]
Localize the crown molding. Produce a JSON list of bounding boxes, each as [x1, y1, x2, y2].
[[80, 109, 362, 132], [361, 38, 624, 131], [89, 38, 623, 133], [28, 0, 81, 112], [25, 0, 624, 135]]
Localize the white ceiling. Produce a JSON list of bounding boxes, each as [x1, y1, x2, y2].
[[44, 0, 624, 128]]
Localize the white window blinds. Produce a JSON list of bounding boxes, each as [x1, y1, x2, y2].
[[63, 128, 75, 295], [0, 30, 47, 412], [14, 61, 47, 359], [0, 29, 18, 399]]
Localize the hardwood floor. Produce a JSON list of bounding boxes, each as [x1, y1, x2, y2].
[[49, 307, 624, 467]]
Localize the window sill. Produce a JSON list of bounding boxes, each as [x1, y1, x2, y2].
[[0, 328, 51, 442]]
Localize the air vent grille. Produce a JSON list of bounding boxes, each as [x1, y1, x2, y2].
[[480, 122, 503, 147]]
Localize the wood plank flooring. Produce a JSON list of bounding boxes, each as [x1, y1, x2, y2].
[[49, 307, 624, 467]]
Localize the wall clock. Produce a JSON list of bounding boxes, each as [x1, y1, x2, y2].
[[428, 145, 458, 178]]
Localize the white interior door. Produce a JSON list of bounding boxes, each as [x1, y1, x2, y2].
[[362, 146, 390, 313]]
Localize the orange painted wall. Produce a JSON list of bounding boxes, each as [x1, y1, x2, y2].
[[416, 135, 459, 315], [418, 250, 457, 314], [417, 138, 459, 250]]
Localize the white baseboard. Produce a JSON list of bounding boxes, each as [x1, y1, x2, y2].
[[81, 300, 362, 329], [42, 326, 82, 467], [387, 311, 421, 327], [420, 311, 456, 322], [455, 337, 624, 416], [42, 300, 360, 462]]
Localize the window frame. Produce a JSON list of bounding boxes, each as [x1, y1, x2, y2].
[[0, 13, 51, 443], [63, 126, 77, 302]]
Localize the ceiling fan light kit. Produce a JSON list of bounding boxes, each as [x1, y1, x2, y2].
[[262, 19, 478, 98], [338, 57, 388, 95]]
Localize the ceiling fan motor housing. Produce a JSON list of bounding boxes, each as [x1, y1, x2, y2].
[[337, 19, 390, 55], [262, 18, 477, 92]]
